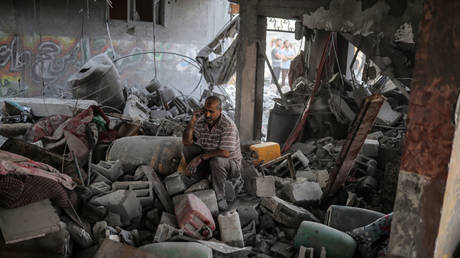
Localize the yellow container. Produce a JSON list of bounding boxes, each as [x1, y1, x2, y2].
[[250, 142, 280, 165]]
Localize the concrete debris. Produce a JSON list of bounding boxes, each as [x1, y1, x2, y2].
[[91, 190, 142, 226], [280, 180, 323, 205], [0, 199, 60, 244], [91, 160, 123, 182], [0, 97, 98, 117], [154, 223, 183, 243], [112, 181, 154, 208], [247, 176, 276, 197], [0, 45, 407, 258], [377, 101, 402, 126], [361, 139, 379, 157], [295, 170, 329, 189], [261, 197, 319, 228], [274, 150, 309, 176], [123, 94, 151, 121], [165, 171, 198, 196]]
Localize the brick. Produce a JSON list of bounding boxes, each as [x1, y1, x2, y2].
[[112, 181, 154, 208], [247, 176, 276, 197]]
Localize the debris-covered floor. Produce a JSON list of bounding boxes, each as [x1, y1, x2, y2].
[[0, 34, 407, 257]]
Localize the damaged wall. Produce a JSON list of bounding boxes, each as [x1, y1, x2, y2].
[[303, 0, 424, 86], [0, 0, 230, 98]]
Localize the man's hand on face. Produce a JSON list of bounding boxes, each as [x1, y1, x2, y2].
[[185, 155, 202, 176], [191, 110, 202, 124]]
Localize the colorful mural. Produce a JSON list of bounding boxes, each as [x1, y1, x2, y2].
[[0, 32, 203, 98]]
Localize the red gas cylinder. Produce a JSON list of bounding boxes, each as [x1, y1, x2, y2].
[[175, 194, 216, 240]]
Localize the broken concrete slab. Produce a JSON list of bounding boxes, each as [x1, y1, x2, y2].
[[0, 199, 60, 244], [0, 123, 32, 138], [261, 197, 319, 228], [366, 131, 384, 140], [0, 222, 70, 258], [295, 170, 329, 189], [173, 190, 219, 217], [247, 176, 276, 197], [91, 160, 123, 182], [91, 190, 142, 226], [112, 181, 154, 208], [360, 139, 379, 157], [153, 224, 183, 243], [0, 97, 98, 117], [123, 95, 151, 121], [281, 181, 323, 205], [165, 171, 198, 196], [290, 142, 317, 156]]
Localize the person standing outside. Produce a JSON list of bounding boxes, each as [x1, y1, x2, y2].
[[271, 38, 283, 85], [182, 96, 242, 211], [281, 40, 295, 86]]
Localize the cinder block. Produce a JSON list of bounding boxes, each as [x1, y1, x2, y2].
[[361, 139, 379, 157], [281, 181, 323, 205], [91, 160, 123, 182], [137, 165, 174, 213], [172, 190, 218, 217], [112, 181, 154, 208], [164, 172, 197, 196], [274, 150, 310, 176], [247, 176, 276, 197], [91, 190, 142, 226]]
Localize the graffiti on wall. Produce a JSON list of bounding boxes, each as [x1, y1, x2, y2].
[[0, 34, 83, 97], [0, 32, 203, 98]]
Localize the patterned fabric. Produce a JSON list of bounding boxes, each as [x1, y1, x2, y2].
[[193, 113, 242, 164], [0, 174, 75, 208], [0, 150, 76, 190]]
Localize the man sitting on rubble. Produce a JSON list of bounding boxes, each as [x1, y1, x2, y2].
[[182, 96, 242, 211]]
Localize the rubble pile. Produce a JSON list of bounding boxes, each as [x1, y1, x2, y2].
[[0, 54, 406, 258]]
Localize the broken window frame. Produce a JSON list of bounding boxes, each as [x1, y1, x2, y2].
[[107, 0, 165, 26]]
